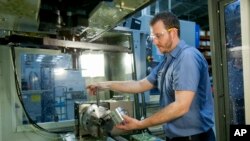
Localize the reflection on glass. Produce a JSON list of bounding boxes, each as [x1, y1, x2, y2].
[[224, 0, 245, 124], [21, 53, 87, 123], [20, 51, 134, 124]]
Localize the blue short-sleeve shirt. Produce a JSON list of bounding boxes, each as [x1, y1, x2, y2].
[[147, 40, 214, 138]]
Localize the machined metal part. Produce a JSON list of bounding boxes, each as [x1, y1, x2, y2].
[[111, 107, 128, 125], [43, 37, 132, 53]]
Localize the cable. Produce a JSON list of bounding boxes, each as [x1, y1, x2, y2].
[[10, 46, 70, 135]]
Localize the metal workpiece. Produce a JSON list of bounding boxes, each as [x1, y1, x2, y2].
[[110, 107, 128, 125], [43, 37, 132, 53]]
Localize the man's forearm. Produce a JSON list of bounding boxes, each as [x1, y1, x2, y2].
[[98, 81, 142, 94], [137, 91, 193, 129], [138, 102, 188, 129]]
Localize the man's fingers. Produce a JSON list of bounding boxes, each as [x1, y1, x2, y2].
[[86, 85, 98, 95], [90, 88, 97, 95], [87, 90, 96, 95], [116, 124, 128, 130], [122, 115, 131, 121]]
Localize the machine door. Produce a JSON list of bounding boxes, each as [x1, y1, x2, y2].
[[217, 0, 245, 140], [222, 0, 244, 125]]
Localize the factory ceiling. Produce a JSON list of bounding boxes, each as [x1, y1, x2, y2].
[[0, 0, 208, 44], [142, 0, 209, 30], [0, 0, 155, 43], [172, 0, 208, 30], [149, 0, 209, 30], [39, 0, 209, 31]]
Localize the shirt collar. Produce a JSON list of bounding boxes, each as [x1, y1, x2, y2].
[[166, 40, 186, 58]]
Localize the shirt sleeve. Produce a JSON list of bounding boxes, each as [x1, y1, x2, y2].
[[173, 50, 201, 92], [146, 61, 163, 86]]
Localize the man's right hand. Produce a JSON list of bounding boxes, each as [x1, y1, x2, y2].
[[86, 83, 100, 95]]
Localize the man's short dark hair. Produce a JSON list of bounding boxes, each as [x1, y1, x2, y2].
[[150, 11, 180, 37]]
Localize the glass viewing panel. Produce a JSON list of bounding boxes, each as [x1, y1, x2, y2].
[[224, 0, 245, 124], [20, 51, 134, 124], [20, 53, 86, 123]]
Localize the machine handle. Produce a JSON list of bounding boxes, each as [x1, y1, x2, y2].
[[95, 89, 100, 106]]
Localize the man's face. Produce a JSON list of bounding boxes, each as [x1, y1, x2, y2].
[[150, 20, 174, 54]]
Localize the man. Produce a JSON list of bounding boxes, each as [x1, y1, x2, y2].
[[87, 11, 215, 141]]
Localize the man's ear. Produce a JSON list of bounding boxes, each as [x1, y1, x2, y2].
[[173, 28, 179, 38], [170, 29, 178, 40]]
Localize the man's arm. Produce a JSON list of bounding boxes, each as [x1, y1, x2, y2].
[[87, 78, 154, 95], [117, 90, 195, 130]]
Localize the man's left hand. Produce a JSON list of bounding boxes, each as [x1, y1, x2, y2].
[[116, 115, 142, 130]]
